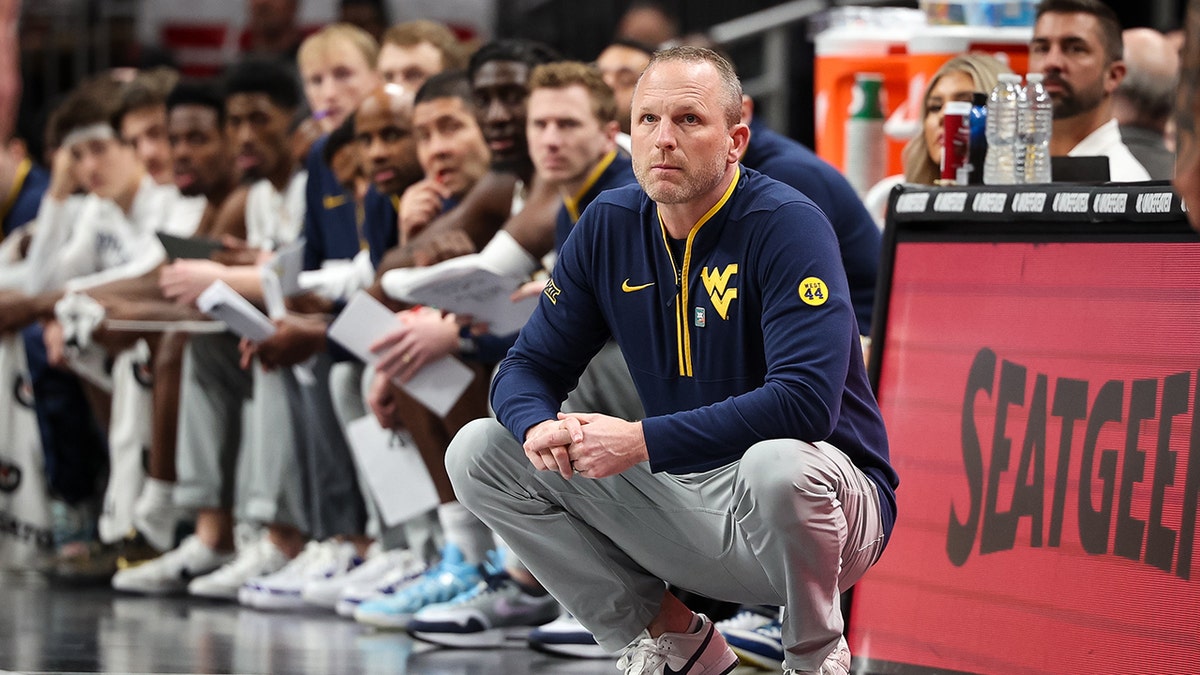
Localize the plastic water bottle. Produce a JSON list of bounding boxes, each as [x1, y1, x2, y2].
[[1021, 73, 1053, 183], [1013, 78, 1028, 181], [844, 73, 887, 198], [983, 73, 1022, 185], [967, 92, 988, 184]]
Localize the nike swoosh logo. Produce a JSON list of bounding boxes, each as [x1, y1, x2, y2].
[[665, 623, 715, 675], [622, 279, 655, 292]]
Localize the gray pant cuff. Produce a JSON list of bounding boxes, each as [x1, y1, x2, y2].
[[173, 485, 224, 511]]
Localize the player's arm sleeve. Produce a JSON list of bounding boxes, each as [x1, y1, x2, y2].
[[21, 196, 84, 293], [65, 234, 166, 292]]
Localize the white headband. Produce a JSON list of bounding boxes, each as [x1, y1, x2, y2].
[[61, 123, 116, 150]]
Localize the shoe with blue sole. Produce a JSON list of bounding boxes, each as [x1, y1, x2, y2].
[[353, 543, 481, 630]]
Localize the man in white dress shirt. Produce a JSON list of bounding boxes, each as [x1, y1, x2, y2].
[[1029, 0, 1150, 182]]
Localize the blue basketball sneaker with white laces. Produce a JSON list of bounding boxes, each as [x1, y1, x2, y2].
[[353, 543, 482, 630]]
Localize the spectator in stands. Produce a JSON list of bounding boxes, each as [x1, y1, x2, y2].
[[445, 46, 896, 675], [378, 20, 469, 96], [1174, 0, 1200, 232], [615, 0, 680, 48], [338, 0, 389, 44], [903, 55, 1010, 187], [1114, 28, 1179, 180], [595, 38, 653, 138], [863, 54, 1010, 226], [244, 0, 304, 63], [1030, 0, 1150, 181], [114, 67, 180, 186]]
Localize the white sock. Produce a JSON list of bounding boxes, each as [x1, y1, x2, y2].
[[400, 508, 442, 563], [437, 501, 494, 565], [132, 477, 178, 552]]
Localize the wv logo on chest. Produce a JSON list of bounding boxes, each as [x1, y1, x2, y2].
[[700, 264, 738, 320]]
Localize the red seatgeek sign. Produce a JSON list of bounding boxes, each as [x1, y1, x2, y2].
[[850, 240, 1200, 674]]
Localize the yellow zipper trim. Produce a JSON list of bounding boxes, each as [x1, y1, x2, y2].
[[563, 149, 617, 223], [658, 165, 741, 377]]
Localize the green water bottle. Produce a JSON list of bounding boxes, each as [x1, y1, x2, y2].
[[845, 72, 886, 198]]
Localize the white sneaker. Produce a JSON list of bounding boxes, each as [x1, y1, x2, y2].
[[112, 535, 233, 595], [187, 533, 290, 600], [241, 539, 361, 611], [335, 547, 428, 618], [298, 540, 378, 609], [616, 613, 738, 675], [784, 635, 851, 675]]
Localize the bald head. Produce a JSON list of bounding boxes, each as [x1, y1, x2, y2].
[[361, 83, 414, 115], [1115, 28, 1180, 130], [355, 84, 422, 195]]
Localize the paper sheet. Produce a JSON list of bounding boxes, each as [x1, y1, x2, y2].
[[196, 280, 275, 343], [344, 418, 440, 527], [381, 254, 537, 336], [327, 291, 474, 418]]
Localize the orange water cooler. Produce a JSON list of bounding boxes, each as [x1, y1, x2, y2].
[[815, 23, 1032, 183], [814, 27, 914, 182]]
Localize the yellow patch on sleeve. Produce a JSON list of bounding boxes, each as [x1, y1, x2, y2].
[[799, 277, 829, 306]]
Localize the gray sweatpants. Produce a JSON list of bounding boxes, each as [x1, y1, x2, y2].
[[288, 353, 366, 540], [174, 333, 305, 530], [447, 418, 885, 672], [561, 340, 645, 422], [327, 361, 434, 553]]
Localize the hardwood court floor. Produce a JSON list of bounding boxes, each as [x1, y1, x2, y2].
[[0, 572, 768, 675]]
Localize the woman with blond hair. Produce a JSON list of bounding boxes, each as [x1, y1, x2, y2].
[[865, 53, 1012, 225]]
